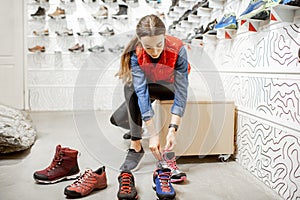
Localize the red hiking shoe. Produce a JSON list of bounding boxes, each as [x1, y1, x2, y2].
[[64, 166, 107, 198], [33, 144, 80, 184]]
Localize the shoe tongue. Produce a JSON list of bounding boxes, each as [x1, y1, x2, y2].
[[164, 151, 175, 161]]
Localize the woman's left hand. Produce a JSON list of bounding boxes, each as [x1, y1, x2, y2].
[[165, 129, 176, 151]]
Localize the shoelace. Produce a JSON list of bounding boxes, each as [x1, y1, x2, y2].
[[70, 169, 93, 187], [166, 157, 178, 170], [47, 151, 63, 171], [158, 172, 172, 192], [120, 173, 132, 194]]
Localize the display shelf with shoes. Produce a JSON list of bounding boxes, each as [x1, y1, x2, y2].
[[269, 3, 300, 24], [188, 13, 202, 23], [216, 29, 237, 39], [77, 28, 93, 36], [112, 3, 129, 19], [179, 0, 194, 8], [99, 26, 115, 36], [55, 28, 74, 36]]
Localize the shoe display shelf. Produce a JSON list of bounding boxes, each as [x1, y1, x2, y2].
[[216, 28, 236, 39], [270, 4, 300, 24], [178, 0, 194, 8], [188, 13, 202, 23], [208, 0, 226, 10], [197, 6, 213, 17]]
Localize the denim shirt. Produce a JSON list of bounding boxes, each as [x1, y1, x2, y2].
[[131, 46, 189, 121]]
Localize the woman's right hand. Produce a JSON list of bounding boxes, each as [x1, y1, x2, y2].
[[149, 134, 162, 161]]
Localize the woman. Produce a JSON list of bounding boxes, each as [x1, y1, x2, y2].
[[110, 14, 190, 172]]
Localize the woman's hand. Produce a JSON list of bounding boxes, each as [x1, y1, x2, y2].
[[149, 135, 162, 161], [165, 129, 176, 151]]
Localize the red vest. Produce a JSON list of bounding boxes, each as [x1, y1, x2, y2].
[[135, 35, 190, 83]]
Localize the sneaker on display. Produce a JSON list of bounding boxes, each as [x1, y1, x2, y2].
[[203, 18, 217, 35], [28, 45, 46, 53], [153, 168, 176, 200], [55, 28, 73, 36], [108, 44, 125, 53], [77, 29, 93, 36], [112, 4, 128, 19], [33, 144, 80, 183], [33, 29, 49, 36], [68, 43, 85, 52], [119, 147, 144, 171], [92, 5, 108, 19], [64, 166, 107, 198], [250, 10, 270, 20], [159, 151, 187, 183], [88, 45, 105, 52], [99, 27, 115, 36], [238, 0, 267, 20], [48, 7, 66, 19], [31, 6, 46, 19], [280, 0, 300, 6], [117, 170, 138, 200], [215, 13, 237, 29]]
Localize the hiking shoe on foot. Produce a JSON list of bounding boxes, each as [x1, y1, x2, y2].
[[33, 144, 80, 184], [117, 170, 138, 200], [153, 168, 176, 200], [160, 151, 187, 183], [119, 147, 144, 171], [64, 166, 107, 198]]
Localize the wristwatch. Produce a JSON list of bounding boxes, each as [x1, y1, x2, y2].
[[168, 124, 178, 132]]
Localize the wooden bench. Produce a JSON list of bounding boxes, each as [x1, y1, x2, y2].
[[154, 100, 235, 158]]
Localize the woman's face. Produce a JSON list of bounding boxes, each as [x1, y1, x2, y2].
[[140, 34, 165, 59]]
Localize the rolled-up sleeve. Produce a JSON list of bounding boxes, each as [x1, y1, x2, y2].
[[171, 46, 189, 117], [131, 53, 154, 121]]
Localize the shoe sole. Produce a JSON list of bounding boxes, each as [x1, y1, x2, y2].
[[65, 184, 107, 198], [49, 15, 66, 19], [34, 173, 79, 184], [171, 176, 187, 183]]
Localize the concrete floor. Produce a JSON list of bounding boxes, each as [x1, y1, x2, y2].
[[0, 111, 283, 200]]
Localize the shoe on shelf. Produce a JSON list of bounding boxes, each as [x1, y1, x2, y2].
[[238, 0, 267, 20], [88, 45, 105, 52], [280, 0, 300, 6], [108, 45, 125, 53], [55, 28, 73, 36], [203, 18, 217, 35], [28, 45, 45, 53], [119, 147, 144, 171], [215, 13, 237, 29], [99, 27, 115, 36], [68, 43, 84, 52], [30, 6, 46, 18], [117, 170, 138, 200], [60, 0, 75, 3], [159, 151, 187, 183], [64, 166, 107, 198], [33, 29, 49, 36], [77, 29, 93, 36], [92, 5, 108, 19], [33, 144, 80, 183], [34, 0, 49, 3], [250, 10, 270, 20], [48, 7, 66, 19], [153, 168, 176, 200], [265, 0, 281, 7], [112, 4, 128, 19]]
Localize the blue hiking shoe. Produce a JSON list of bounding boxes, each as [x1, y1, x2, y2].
[[239, 0, 267, 20], [215, 13, 237, 29], [153, 168, 176, 200]]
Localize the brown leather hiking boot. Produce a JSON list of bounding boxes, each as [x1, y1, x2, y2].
[[33, 144, 80, 184]]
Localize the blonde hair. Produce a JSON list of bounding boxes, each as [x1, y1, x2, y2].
[[116, 14, 166, 83]]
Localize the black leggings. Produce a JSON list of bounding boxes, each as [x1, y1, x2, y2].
[[110, 83, 174, 140]]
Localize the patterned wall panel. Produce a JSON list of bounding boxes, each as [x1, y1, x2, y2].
[[236, 113, 300, 200]]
